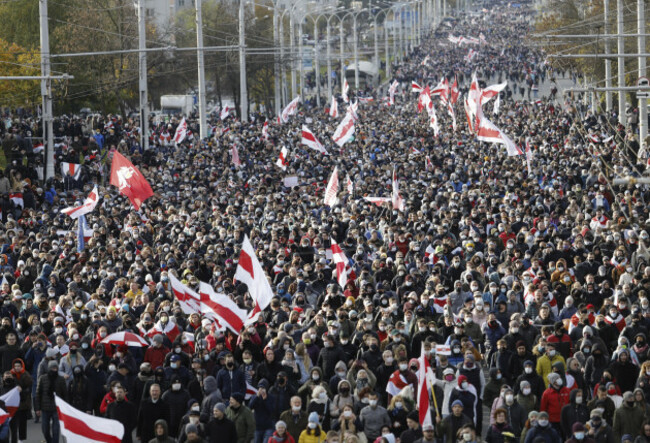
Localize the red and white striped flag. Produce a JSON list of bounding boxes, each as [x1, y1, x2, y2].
[[363, 196, 391, 206], [245, 382, 258, 400], [388, 80, 399, 105], [392, 168, 405, 212], [346, 175, 353, 195], [220, 106, 231, 121], [231, 145, 242, 167], [173, 118, 188, 144], [61, 162, 82, 180], [387, 371, 410, 397], [262, 120, 269, 140], [275, 146, 289, 170], [56, 394, 124, 443], [477, 116, 521, 156], [425, 155, 433, 171], [451, 76, 460, 104], [480, 81, 507, 106], [199, 282, 248, 334], [146, 319, 180, 343], [331, 238, 355, 288], [465, 48, 477, 62], [9, 192, 23, 209], [329, 96, 339, 118], [33, 143, 44, 154], [323, 166, 339, 207], [417, 345, 434, 430], [0, 387, 19, 417], [301, 126, 327, 154], [332, 112, 355, 147], [169, 274, 201, 315], [342, 79, 350, 103], [280, 96, 300, 123], [411, 81, 423, 93], [234, 235, 275, 325], [61, 185, 99, 219]]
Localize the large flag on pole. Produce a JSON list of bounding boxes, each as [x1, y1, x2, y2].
[[342, 79, 350, 103], [56, 395, 124, 443], [323, 167, 339, 207], [60, 185, 99, 219], [61, 162, 82, 180], [169, 274, 201, 314], [173, 118, 188, 144], [234, 235, 275, 324], [301, 126, 327, 154], [477, 116, 521, 156], [332, 112, 355, 147], [417, 346, 435, 429], [110, 151, 154, 211], [331, 238, 355, 289], [199, 282, 248, 334], [280, 96, 300, 123], [392, 168, 405, 212], [329, 96, 339, 118]]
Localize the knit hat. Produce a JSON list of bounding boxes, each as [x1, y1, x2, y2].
[[572, 423, 585, 433], [48, 360, 58, 369], [451, 400, 464, 408], [231, 392, 245, 404], [308, 412, 319, 423], [622, 435, 634, 443], [214, 403, 226, 413], [538, 411, 549, 419], [590, 408, 603, 418], [407, 410, 419, 422], [185, 423, 198, 435], [275, 420, 287, 431], [547, 373, 560, 385]]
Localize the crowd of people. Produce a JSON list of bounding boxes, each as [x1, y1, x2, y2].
[[0, 1, 647, 443]]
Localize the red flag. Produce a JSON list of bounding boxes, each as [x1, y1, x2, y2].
[[109, 151, 154, 211]]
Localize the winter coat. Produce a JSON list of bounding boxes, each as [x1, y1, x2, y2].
[[249, 393, 277, 431], [147, 418, 176, 443], [613, 402, 646, 442], [200, 375, 223, 423], [523, 424, 562, 443], [437, 412, 472, 443], [561, 389, 590, 437], [35, 371, 67, 412], [540, 386, 570, 423], [161, 387, 191, 438], [268, 430, 297, 443], [503, 401, 527, 438], [9, 358, 32, 411], [106, 398, 137, 443], [359, 404, 391, 441], [137, 397, 171, 443], [225, 404, 255, 443], [298, 427, 326, 443], [205, 416, 238, 443], [68, 371, 92, 412], [215, 366, 246, 400], [280, 409, 309, 442], [486, 422, 515, 443], [536, 354, 566, 388]]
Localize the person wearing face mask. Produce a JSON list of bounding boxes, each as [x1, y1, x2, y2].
[[565, 422, 595, 443], [298, 411, 324, 443], [613, 391, 646, 443], [490, 339, 515, 385], [177, 407, 205, 443], [4, 360, 31, 442], [163, 337, 192, 369], [215, 353, 246, 403], [226, 393, 255, 443], [432, 367, 459, 416], [560, 389, 590, 438], [161, 376, 192, 438], [585, 409, 614, 443], [486, 408, 515, 443], [387, 358, 418, 403], [164, 354, 192, 387], [307, 385, 332, 432], [205, 403, 237, 443], [359, 391, 390, 441], [35, 359, 67, 443], [516, 380, 537, 417], [449, 375, 478, 425], [540, 373, 570, 437], [484, 368, 506, 413], [522, 411, 561, 443], [58, 341, 86, 385], [608, 349, 640, 394], [536, 344, 565, 388]]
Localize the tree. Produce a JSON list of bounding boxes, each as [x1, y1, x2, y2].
[[0, 39, 41, 109]]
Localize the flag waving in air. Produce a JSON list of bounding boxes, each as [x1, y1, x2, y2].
[[342, 79, 350, 103], [234, 235, 274, 324], [110, 151, 154, 211], [56, 395, 124, 443], [331, 238, 356, 289], [173, 118, 188, 144], [332, 112, 355, 147], [329, 96, 339, 118], [323, 167, 339, 207], [169, 274, 201, 315], [61, 162, 82, 180], [0, 387, 19, 418], [275, 147, 289, 170], [281, 96, 300, 123], [60, 185, 99, 219], [392, 168, 405, 212], [199, 282, 248, 334], [301, 126, 327, 154], [477, 116, 521, 156]]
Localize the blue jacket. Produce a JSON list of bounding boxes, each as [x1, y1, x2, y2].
[[249, 393, 277, 430], [215, 367, 246, 400]]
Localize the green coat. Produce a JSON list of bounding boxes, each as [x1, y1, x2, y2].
[[613, 403, 645, 442], [226, 404, 255, 443]]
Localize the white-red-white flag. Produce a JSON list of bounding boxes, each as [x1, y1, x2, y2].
[[199, 282, 248, 334], [169, 274, 201, 315], [477, 116, 521, 156], [329, 96, 339, 118], [493, 93, 501, 115], [465, 48, 477, 62], [173, 118, 188, 144], [332, 112, 355, 147], [146, 319, 180, 343], [342, 79, 350, 103], [275, 146, 289, 170], [301, 126, 327, 154], [281, 96, 300, 123], [331, 238, 355, 289], [392, 168, 405, 212], [220, 106, 231, 121], [417, 346, 434, 430], [411, 81, 423, 93], [60, 185, 99, 219], [262, 120, 269, 140], [9, 192, 23, 209], [0, 387, 19, 417], [480, 81, 508, 105], [231, 145, 242, 167], [363, 196, 391, 206], [388, 80, 399, 105], [323, 166, 339, 207], [56, 394, 124, 443], [61, 162, 82, 180], [234, 235, 275, 325], [346, 175, 353, 195]]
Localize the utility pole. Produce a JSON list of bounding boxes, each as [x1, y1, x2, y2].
[[314, 19, 320, 107], [604, 0, 612, 112], [637, 0, 647, 145], [137, 0, 149, 150], [290, 12, 297, 98], [273, 3, 281, 116], [298, 20, 304, 101], [239, 0, 248, 121], [340, 19, 345, 94], [385, 21, 390, 80], [327, 20, 332, 100], [196, 0, 207, 139], [617, 0, 625, 124], [353, 14, 359, 89], [39, 0, 54, 180]]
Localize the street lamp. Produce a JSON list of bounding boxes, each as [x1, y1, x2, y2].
[[303, 5, 341, 107]]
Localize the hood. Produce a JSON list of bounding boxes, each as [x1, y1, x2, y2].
[[569, 388, 581, 404], [489, 367, 499, 380], [592, 342, 606, 355], [203, 376, 218, 394], [11, 358, 24, 372], [154, 419, 169, 438], [580, 339, 592, 351], [311, 366, 323, 378], [335, 360, 347, 371], [337, 379, 351, 392]]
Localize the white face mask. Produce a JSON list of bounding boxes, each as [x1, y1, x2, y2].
[[172, 383, 181, 391], [399, 363, 408, 371], [461, 382, 468, 389], [369, 399, 378, 407], [522, 387, 531, 395], [575, 396, 583, 404], [525, 367, 533, 374], [505, 394, 514, 404], [395, 401, 403, 408], [343, 410, 352, 417], [463, 433, 472, 442], [308, 422, 317, 429], [538, 419, 549, 427], [556, 378, 563, 386]]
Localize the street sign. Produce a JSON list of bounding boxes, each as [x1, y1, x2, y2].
[[637, 92, 650, 99], [638, 77, 649, 87]]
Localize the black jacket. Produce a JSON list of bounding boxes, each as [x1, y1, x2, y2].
[[561, 390, 590, 437], [206, 416, 237, 443], [106, 398, 137, 443], [137, 398, 171, 443], [35, 371, 67, 412]]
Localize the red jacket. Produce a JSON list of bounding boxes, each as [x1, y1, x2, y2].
[[143, 345, 169, 370], [269, 431, 296, 443], [540, 386, 570, 422]]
